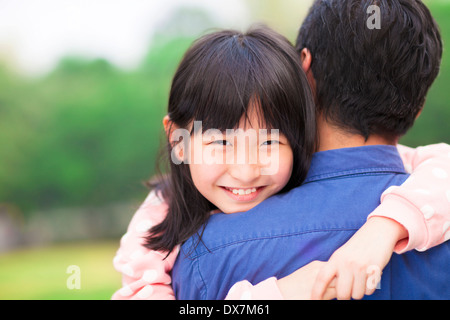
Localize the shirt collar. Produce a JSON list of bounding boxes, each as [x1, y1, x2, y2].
[[304, 145, 407, 183]]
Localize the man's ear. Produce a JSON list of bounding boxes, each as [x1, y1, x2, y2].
[[300, 48, 312, 74], [300, 48, 317, 101], [416, 108, 423, 120]]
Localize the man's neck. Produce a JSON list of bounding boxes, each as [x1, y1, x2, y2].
[[317, 117, 397, 152]]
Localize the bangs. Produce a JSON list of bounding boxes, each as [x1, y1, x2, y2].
[[187, 39, 286, 134], [168, 27, 309, 141], [193, 94, 283, 135]]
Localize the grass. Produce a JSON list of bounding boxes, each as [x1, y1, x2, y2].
[[0, 240, 122, 300]]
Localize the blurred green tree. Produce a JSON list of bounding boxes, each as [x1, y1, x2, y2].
[[0, 2, 448, 221], [0, 6, 215, 218]]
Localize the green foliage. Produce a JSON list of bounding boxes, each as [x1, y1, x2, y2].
[[400, 2, 450, 147], [0, 34, 194, 215], [0, 2, 449, 219]]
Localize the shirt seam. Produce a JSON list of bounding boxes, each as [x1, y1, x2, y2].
[[304, 168, 406, 183], [194, 253, 208, 300], [191, 227, 361, 259]]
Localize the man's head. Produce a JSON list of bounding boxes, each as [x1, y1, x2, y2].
[[296, 0, 442, 143]]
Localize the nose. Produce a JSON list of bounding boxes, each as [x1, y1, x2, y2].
[[228, 162, 261, 184]]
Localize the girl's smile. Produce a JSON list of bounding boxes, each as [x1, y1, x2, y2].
[[220, 186, 266, 202], [187, 105, 294, 214]]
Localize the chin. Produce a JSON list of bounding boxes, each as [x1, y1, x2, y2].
[[219, 202, 262, 215]]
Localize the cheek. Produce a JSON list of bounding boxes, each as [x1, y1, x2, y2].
[[188, 135, 229, 189], [189, 162, 225, 192], [274, 148, 294, 185]]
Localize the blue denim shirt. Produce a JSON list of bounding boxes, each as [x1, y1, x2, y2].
[[172, 145, 450, 300]]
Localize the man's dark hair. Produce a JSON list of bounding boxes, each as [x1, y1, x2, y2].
[[296, 0, 443, 141]]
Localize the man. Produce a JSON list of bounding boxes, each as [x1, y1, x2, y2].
[[172, 0, 450, 300]]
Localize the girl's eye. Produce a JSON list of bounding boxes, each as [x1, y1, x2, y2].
[[261, 140, 280, 146], [212, 140, 232, 146]]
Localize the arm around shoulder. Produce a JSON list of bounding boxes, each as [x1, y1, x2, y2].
[[369, 143, 450, 253], [112, 191, 179, 300]]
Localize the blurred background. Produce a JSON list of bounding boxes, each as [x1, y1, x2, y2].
[[0, 0, 448, 299]]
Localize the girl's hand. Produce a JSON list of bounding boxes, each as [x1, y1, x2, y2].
[[277, 261, 337, 300], [311, 217, 408, 300]]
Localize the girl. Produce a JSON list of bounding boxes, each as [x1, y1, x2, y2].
[[112, 26, 450, 300], [145, 25, 316, 255]]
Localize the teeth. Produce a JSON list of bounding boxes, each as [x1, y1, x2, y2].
[[229, 187, 258, 195]]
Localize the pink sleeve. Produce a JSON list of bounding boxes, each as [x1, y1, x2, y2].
[[112, 191, 284, 300], [225, 277, 284, 300], [111, 190, 179, 300], [368, 143, 450, 253]]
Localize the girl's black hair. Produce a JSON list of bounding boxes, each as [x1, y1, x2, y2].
[[145, 25, 316, 253]]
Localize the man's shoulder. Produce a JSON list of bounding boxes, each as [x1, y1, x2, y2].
[[188, 169, 408, 255]]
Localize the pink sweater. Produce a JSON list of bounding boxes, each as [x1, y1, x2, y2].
[[112, 143, 450, 300]]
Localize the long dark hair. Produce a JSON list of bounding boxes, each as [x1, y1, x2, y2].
[[145, 25, 316, 253]]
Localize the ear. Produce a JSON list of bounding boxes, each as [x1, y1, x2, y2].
[[163, 115, 181, 142], [300, 48, 318, 101], [416, 108, 423, 120], [163, 115, 186, 163], [171, 141, 185, 164], [300, 48, 312, 74], [163, 115, 171, 136]]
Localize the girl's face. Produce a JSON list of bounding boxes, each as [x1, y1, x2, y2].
[[186, 106, 294, 214]]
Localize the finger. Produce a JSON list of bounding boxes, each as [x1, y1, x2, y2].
[[336, 271, 353, 300], [365, 276, 379, 296], [351, 271, 367, 300], [311, 265, 337, 300], [322, 287, 337, 300], [329, 277, 336, 288], [365, 284, 377, 296], [365, 266, 382, 296]]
